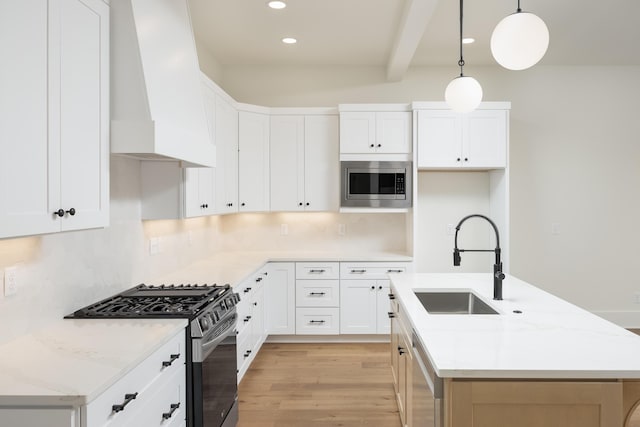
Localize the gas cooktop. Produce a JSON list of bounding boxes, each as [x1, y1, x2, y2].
[[67, 284, 235, 319]]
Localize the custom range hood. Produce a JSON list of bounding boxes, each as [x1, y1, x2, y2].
[[111, 0, 215, 167]]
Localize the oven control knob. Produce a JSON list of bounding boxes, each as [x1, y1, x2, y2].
[[211, 311, 220, 323], [199, 317, 210, 332]]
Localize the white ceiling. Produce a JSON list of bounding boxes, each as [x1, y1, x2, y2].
[[189, 0, 640, 81]]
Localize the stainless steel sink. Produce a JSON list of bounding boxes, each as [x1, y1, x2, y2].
[[414, 291, 499, 315]]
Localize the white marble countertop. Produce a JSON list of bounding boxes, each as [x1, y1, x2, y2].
[[149, 250, 412, 287], [391, 273, 640, 379], [0, 318, 187, 406]]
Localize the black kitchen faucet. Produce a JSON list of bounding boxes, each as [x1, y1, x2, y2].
[[453, 214, 505, 300]]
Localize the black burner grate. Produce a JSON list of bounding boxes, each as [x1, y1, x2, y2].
[[67, 284, 231, 319]]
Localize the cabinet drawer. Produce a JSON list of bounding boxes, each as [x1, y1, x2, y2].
[[296, 280, 339, 307], [340, 262, 410, 280], [296, 262, 340, 279], [84, 330, 185, 427], [295, 308, 340, 335]]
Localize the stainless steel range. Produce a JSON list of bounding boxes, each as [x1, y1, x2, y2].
[[67, 284, 240, 427]]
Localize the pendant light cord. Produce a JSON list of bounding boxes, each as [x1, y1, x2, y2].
[[457, 0, 465, 76], [517, 0, 522, 13]]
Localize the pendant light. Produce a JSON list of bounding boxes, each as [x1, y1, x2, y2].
[[490, 0, 549, 70], [445, 0, 482, 113]]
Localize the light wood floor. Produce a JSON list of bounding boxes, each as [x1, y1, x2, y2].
[[237, 343, 401, 427]]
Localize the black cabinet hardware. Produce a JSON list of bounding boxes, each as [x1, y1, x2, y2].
[[378, 285, 383, 290], [309, 269, 325, 273], [244, 350, 252, 358], [244, 316, 252, 323], [388, 293, 395, 300], [370, 285, 375, 290], [162, 403, 180, 420], [350, 269, 366, 274], [243, 287, 252, 293], [309, 292, 325, 296], [112, 392, 138, 413], [387, 269, 403, 273], [162, 353, 180, 368], [54, 208, 75, 217], [398, 346, 406, 355], [309, 320, 325, 324], [388, 312, 396, 318], [255, 277, 262, 282]]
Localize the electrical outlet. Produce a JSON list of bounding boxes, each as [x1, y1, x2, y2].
[[280, 224, 288, 236], [551, 223, 561, 235], [338, 224, 346, 236], [149, 237, 161, 255], [4, 267, 18, 297], [635, 292, 640, 304]]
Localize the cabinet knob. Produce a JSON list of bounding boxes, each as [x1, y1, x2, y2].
[[371, 285, 375, 290], [305, 202, 310, 206], [67, 208, 76, 216], [464, 157, 468, 162], [370, 144, 375, 148], [456, 157, 461, 162], [378, 285, 383, 290], [299, 202, 303, 206], [241, 202, 246, 207], [377, 144, 381, 148]]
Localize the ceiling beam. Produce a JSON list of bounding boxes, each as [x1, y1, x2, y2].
[[386, 0, 440, 82]]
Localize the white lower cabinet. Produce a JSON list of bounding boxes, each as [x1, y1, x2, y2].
[[236, 270, 267, 383], [83, 330, 186, 427], [265, 262, 296, 335], [339, 262, 410, 335], [295, 262, 340, 335]]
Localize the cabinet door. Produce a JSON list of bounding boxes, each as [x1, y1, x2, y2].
[[376, 280, 391, 334], [56, 0, 109, 231], [416, 110, 463, 168], [339, 112, 376, 154], [215, 95, 238, 214], [0, 0, 57, 238], [239, 112, 270, 212], [463, 110, 507, 168], [340, 280, 378, 334], [184, 168, 215, 218], [304, 115, 339, 211], [270, 115, 305, 211], [375, 112, 411, 154], [265, 263, 295, 335]]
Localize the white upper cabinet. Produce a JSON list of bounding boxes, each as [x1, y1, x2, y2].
[[339, 107, 412, 155], [416, 104, 509, 169], [238, 110, 270, 213], [110, 0, 215, 167], [0, 0, 109, 239], [215, 95, 239, 214], [270, 113, 339, 212]]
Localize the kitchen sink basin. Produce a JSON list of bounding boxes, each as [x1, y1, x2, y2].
[[414, 291, 499, 315]]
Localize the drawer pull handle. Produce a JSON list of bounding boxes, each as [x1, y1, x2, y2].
[[387, 269, 403, 273], [162, 353, 180, 368], [162, 402, 180, 420], [112, 392, 138, 413], [243, 287, 252, 293], [309, 292, 326, 296], [255, 277, 263, 282], [388, 312, 396, 318], [350, 269, 366, 274], [309, 269, 326, 273], [244, 350, 252, 358], [398, 346, 406, 355], [244, 316, 252, 323], [309, 320, 325, 324], [388, 293, 396, 300]]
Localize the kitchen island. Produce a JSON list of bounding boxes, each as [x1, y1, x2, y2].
[[389, 273, 640, 427]]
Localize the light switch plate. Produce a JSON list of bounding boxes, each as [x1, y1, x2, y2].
[[4, 267, 18, 297]]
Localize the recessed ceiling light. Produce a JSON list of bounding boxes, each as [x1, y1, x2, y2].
[[268, 1, 286, 9], [462, 37, 475, 44], [282, 37, 297, 44]]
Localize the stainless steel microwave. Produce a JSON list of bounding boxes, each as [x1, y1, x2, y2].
[[340, 161, 412, 208]]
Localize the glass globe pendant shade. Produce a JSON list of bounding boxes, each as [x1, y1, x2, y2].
[[445, 76, 483, 113], [491, 11, 549, 70]]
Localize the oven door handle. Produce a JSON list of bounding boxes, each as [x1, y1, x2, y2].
[[193, 320, 236, 363]]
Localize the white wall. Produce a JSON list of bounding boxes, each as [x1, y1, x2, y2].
[[205, 63, 640, 325]]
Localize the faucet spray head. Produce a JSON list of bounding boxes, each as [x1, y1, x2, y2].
[[453, 248, 461, 266]]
